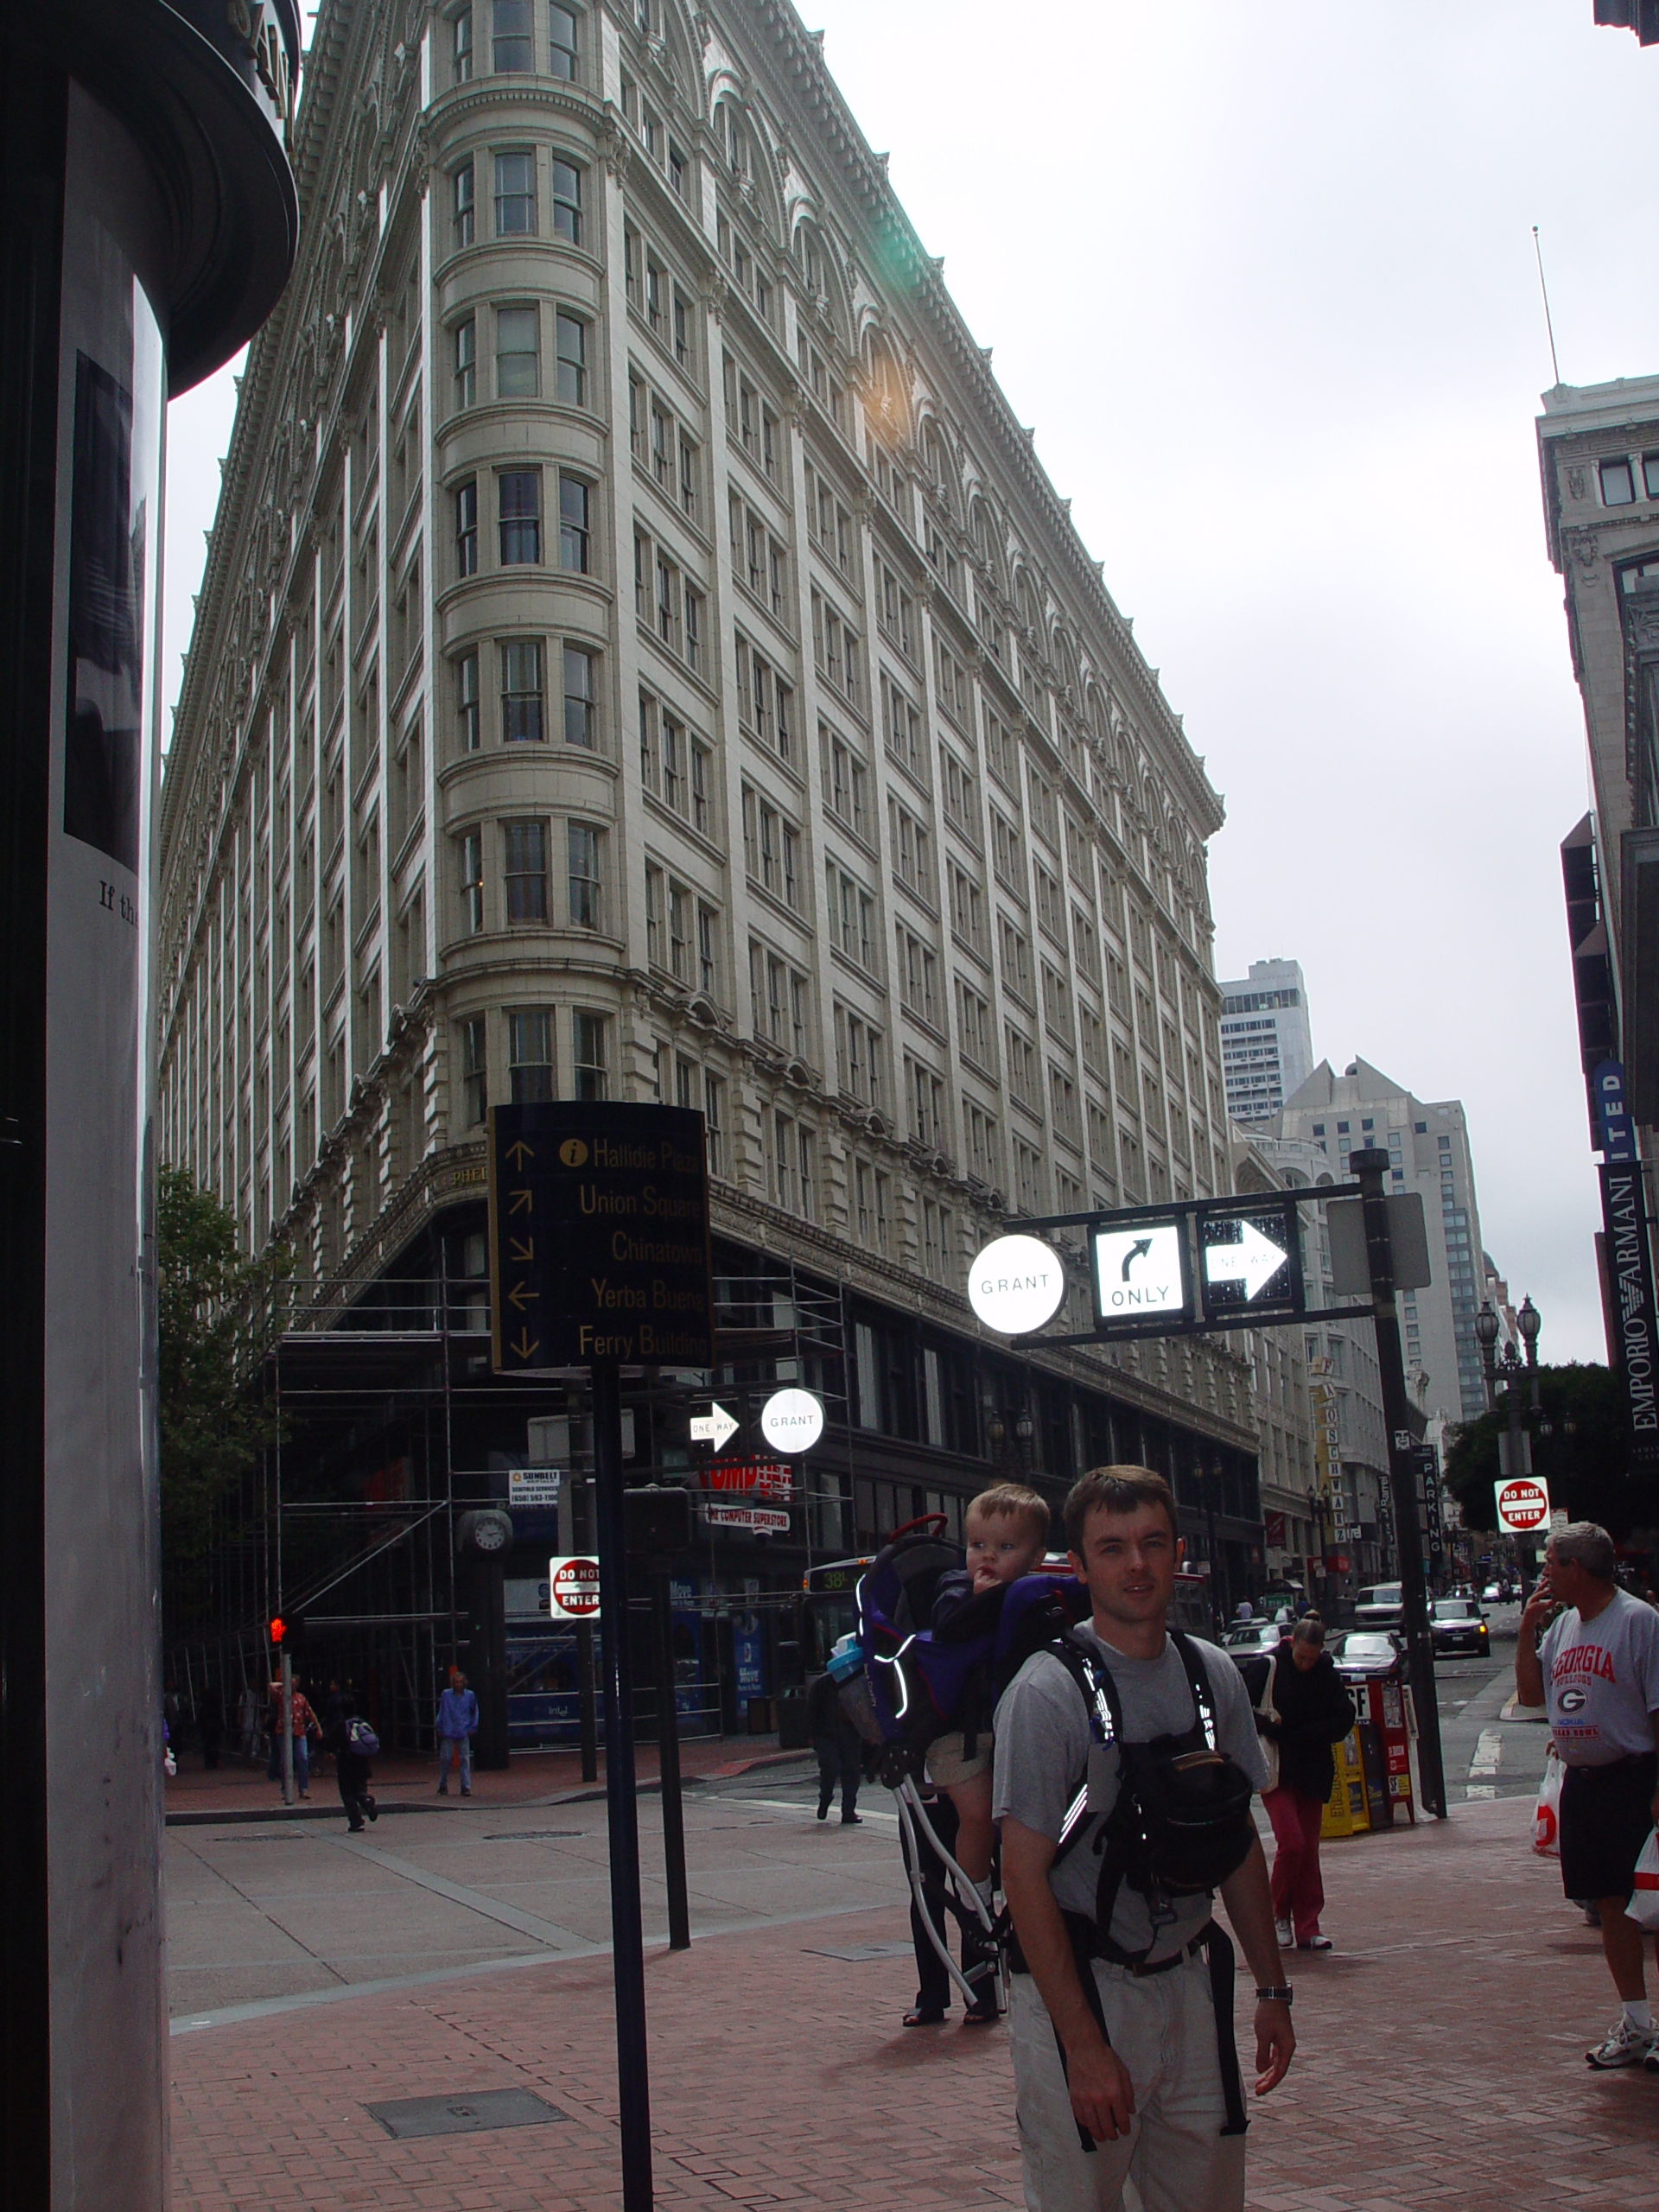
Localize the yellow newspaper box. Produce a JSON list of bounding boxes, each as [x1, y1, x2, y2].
[[1320, 1727, 1370, 1840]]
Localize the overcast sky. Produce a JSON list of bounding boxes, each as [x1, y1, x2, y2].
[[161, 1, 1659, 1369]]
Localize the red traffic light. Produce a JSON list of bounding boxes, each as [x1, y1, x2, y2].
[[269, 1617, 284, 1647]]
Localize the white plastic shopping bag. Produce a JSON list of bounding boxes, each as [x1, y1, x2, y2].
[[1630, 1831, 1659, 1932], [1532, 1748, 1563, 1858]]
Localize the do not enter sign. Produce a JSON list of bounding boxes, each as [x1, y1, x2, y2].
[[1495, 1478, 1551, 1535], [548, 1554, 601, 1621]]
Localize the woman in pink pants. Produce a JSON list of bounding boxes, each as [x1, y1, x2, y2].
[[1248, 1613, 1357, 1951]]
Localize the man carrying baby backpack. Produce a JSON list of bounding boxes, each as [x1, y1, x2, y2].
[[997, 1466, 1294, 2212], [1516, 1521, 1659, 2070]]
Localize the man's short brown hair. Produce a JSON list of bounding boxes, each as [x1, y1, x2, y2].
[[1063, 1465, 1179, 1551], [967, 1482, 1051, 1549]]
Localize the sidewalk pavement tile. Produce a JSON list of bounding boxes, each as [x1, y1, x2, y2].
[[173, 1794, 1659, 2209]]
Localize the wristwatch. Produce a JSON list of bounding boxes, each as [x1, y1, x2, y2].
[[1255, 1985, 1294, 2005]]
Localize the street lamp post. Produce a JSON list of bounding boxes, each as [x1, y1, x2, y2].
[[1475, 1297, 1542, 1605]]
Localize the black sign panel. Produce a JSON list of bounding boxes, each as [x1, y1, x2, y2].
[[1413, 1443, 1444, 1560], [487, 1103, 715, 1371], [1194, 1199, 1302, 1322], [1599, 1159, 1659, 1467]]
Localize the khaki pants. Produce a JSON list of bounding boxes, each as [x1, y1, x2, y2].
[[1007, 1955, 1245, 2212]]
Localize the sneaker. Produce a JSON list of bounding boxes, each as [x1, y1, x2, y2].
[[1587, 2016, 1656, 2069], [461, 1787, 471, 1797], [1298, 1936, 1334, 1952], [437, 1783, 448, 1796], [840, 1813, 863, 1826], [1274, 1919, 1293, 1948], [365, 1796, 378, 1823], [816, 1802, 830, 1821]]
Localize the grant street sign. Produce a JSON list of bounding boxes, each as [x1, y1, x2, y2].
[[487, 1102, 714, 1370], [760, 1387, 824, 1453], [968, 1233, 1066, 1334], [1090, 1221, 1187, 1325]]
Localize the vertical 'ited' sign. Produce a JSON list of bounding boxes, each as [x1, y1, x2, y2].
[[487, 1102, 714, 2212]]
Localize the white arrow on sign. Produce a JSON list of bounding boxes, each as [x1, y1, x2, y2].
[[1203, 1219, 1287, 1301], [690, 1402, 740, 1452]]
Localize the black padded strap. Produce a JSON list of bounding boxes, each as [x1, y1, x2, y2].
[[1169, 1629, 1219, 1749], [1202, 1921, 1249, 2137], [1058, 1911, 1112, 2155]]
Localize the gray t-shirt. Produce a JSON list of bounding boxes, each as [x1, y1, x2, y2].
[[993, 1624, 1268, 1962], [1541, 1588, 1659, 1765]]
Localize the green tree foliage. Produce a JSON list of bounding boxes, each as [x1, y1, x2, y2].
[[1442, 1363, 1652, 1539], [157, 1165, 286, 1631]]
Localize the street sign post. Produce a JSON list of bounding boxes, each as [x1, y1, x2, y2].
[[488, 1100, 714, 2212], [961, 1159, 1445, 1818]]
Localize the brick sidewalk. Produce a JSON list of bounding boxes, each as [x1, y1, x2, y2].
[[170, 1793, 1659, 2211]]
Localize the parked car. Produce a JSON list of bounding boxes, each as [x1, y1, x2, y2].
[[1220, 1620, 1283, 1657], [1430, 1597, 1491, 1656], [1354, 1582, 1405, 1630], [1332, 1630, 1408, 1678]]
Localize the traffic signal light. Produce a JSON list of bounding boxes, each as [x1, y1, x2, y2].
[[269, 1616, 283, 1649], [268, 1613, 304, 1653]]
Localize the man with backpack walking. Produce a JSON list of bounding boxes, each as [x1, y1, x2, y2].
[[995, 1466, 1294, 2211]]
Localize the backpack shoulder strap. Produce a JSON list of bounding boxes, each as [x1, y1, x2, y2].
[[1046, 1629, 1123, 1868], [1169, 1629, 1219, 1750]]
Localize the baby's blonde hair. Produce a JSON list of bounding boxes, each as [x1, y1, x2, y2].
[[966, 1483, 1051, 1550]]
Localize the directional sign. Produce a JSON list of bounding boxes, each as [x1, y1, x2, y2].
[[690, 1402, 740, 1452], [548, 1555, 601, 1621], [487, 1102, 714, 1371], [1091, 1222, 1188, 1325], [1495, 1477, 1551, 1535], [1196, 1201, 1300, 1319]]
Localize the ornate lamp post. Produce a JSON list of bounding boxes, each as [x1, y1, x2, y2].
[[1306, 1484, 1328, 1610], [1476, 1296, 1543, 1600]]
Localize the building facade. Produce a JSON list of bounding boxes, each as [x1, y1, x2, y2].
[[1219, 957, 1313, 1126], [1538, 375, 1659, 1131], [1280, 1058, 1490, 1426], [156, 0, 1267, 1713]]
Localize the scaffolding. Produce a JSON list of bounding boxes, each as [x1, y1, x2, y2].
[[162, 1243, 864, 1751]]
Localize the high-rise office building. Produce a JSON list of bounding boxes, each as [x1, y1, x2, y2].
[[1281, 1058, 1491, 1424], [1218, 957, 1313, 1124], [155, 0, 1268, 1703]]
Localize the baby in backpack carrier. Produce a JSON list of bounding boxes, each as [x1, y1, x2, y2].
[[928, 1484, 1052, 1917]]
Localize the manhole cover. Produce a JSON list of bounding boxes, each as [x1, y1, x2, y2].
[[486, 1829, 582, 1841], [365, 2088, 569, 2139], [802, 1942, 914, 1961]]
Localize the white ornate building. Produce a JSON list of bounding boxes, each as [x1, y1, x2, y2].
[[157, 0, 1266, 1655]]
